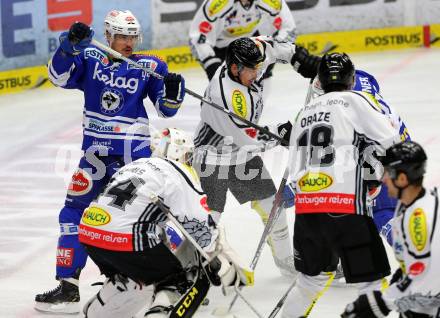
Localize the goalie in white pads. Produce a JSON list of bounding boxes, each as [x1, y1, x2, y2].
[[78, 128, 253, 318], [192, 36, 308, 277], [342, 141, 440, 318], [189, 0, 297, 80]]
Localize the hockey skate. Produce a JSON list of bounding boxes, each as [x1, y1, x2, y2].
[[34, 278, 80, 314]]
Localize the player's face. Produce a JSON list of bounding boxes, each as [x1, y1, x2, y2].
[[231, 64, 259, 87], [382, 171, 398, 198], [110, 34, 138, 57]]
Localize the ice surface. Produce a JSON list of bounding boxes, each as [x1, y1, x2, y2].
[[0, 47, 439, 318]]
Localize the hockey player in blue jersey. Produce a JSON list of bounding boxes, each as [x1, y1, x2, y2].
[[289, 47, 410, 245], [34, 10, 185, 314]]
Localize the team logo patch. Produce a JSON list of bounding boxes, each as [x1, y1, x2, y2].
[[262, 0, 281, 10], [182, 216, 212, 248], [409, 262, 426, 276], [298, 172, 333, 192], [409, 208, 427, 251], [128, 58, 158, 73], [232, 90, 247, 118], [68, 168, 92, 196], [82, 206, 111, 226], [208, 0, 228, 17], [56, 248, 74, 267], [199, 21, 212, 34], [100, 88, 124, 114], [273, 16, 282, 30]]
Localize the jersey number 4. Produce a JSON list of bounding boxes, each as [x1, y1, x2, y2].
[[103, 178, 144, 211], [297, 125, 335, 171]]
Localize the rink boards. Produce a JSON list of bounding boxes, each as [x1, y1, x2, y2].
[[0, 24, 439, 96]]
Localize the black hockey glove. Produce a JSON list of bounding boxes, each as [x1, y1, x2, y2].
[[205, 62, 222, 81], [162, 73, 185, 108], [291, 46, 321, 79], [341, 291, 391, 318], [277, 121, 292, 146], [60, 22, 94, 56]]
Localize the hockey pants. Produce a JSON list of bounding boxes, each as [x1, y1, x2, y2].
[[56, 155, 138, 278]]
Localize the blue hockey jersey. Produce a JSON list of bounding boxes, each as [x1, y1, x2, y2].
[[353, 70, 411, 212], [48, 46, 179, 158]]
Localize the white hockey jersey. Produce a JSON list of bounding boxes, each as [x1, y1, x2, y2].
[[383, 188, 440, 316], [288, 91, 400, 215], [193, 36, 295, 166], [78, 158, 218, 252], [189, 0, 296, 69]]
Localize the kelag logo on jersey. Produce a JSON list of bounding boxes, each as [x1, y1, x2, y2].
[[82, 206, 111, 226], [232, 90, 247, 118], [298, 172, 333, 192], [100, 88, 124, 114], [84, 48, 109, 66], [92, 62, 139, 94]]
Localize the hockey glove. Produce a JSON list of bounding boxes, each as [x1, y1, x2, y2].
[[291, 46, 321, 79], [162, 73, 185, 109], [341, 291, 391, 318], [205, 225, 254, 294], [60, 22, 94, 56], [256, 126, 274, 142], [274, 29, 297, 43], [205, 61, 222, 81], [277, 120, 292, 146], [282, 183, 295, 208]]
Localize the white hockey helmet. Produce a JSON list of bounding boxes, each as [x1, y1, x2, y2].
[[151, 128, 194, 164], [104, 10, 142, 41]]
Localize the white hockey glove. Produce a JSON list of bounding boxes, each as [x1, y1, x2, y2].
[[205, 225, 254, 294], [274, 29, 297, 43]]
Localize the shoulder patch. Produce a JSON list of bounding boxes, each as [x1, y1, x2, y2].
[[232, 89, 247, 118], [409, 208, 428, 252], [128, 58, 159, 72], [206, 0, 230, 18], [84, 48, 110, 66]]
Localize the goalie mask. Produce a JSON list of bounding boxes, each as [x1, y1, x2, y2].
[[151, 128, 194, 165], [104, 10, 142, 44]]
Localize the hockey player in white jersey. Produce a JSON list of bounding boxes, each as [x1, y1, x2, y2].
[[281, 52, 401, 318], [79, 128, 253, 318], [193, 36, 304, 277], [189, 0, 296, 80], [342, 141, 440, 318]]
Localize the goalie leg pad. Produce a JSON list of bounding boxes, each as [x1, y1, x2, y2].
[[84, 274, 151, 318]]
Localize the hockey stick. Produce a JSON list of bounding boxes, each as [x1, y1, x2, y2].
[[90, 39, 287, 146], [215, 167, 290, 316], [150, 193, 261, 318], [148, 193, 213, 262], [266, 280, 296, 318]]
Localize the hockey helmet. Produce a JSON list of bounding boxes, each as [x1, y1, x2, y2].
[[318, 53, 355, 93], [226, 38, 264, 70], [104, 10, 141, 41], [381, 141, 427, 183], [151, 128, 194, 164]]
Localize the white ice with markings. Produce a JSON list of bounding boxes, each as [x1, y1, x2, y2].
[[0, 48, 439, 318]]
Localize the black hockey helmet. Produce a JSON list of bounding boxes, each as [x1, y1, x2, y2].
[[381, 141, 427, 183], [226, 38, 264, 70], [318, 52, 355, 93]]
